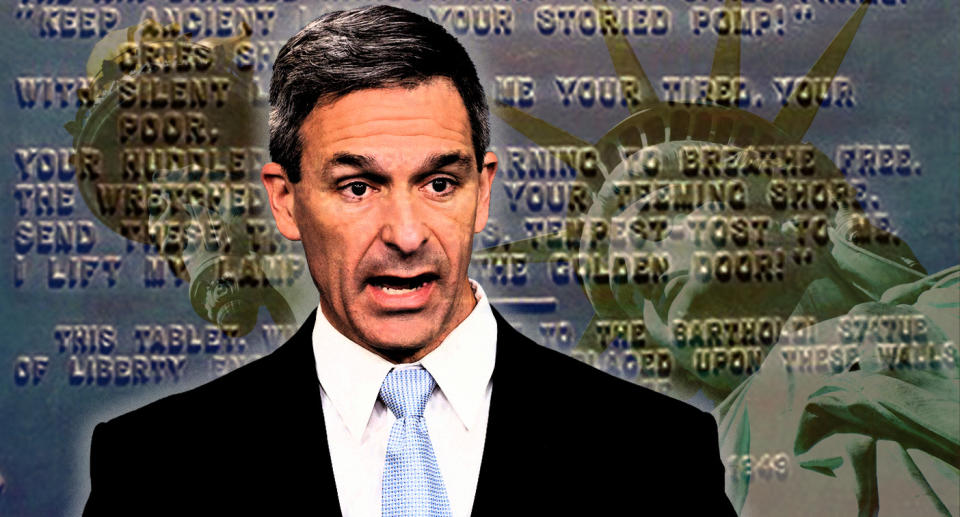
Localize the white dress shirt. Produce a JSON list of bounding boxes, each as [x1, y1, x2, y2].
[[312, 280, 497, 517]]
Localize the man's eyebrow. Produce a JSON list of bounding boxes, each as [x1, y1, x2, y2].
[[419, 152, 474, 172], [321, 153, 394, 185], [324, 152, 383, 174], [320, 151, 474, 180]]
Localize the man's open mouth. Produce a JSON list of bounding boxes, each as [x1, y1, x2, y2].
[[368, 273, 439, 294]]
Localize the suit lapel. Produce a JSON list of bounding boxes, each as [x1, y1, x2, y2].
[[278, 308, 543, 515], [471, 308, 544, 514], [267, 309, 343, 515]]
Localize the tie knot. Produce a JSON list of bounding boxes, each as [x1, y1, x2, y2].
[[380, 367, 435, 419]]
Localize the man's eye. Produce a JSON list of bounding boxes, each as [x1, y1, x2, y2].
[[428, 178, 454, 194], [345, 182, 368, 197]]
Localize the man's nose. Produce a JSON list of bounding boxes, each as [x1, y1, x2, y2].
[[379, 191, 429, 255]]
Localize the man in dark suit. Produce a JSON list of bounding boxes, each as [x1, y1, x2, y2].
[[84, 6, 735, 516]]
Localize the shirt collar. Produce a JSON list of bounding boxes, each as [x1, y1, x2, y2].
[[420, 280, 496, 432], [312, 279, 497, 439]]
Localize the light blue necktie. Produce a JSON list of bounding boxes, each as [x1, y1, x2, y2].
[[380, 367, 453, 517]]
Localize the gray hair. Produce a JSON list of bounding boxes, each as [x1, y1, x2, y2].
[[268, 5, 490, 182]]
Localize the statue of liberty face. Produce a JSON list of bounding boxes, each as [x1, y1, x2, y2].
[[70, 22, 294, 336], [584, 140, 840, 395], [148, 166, 264, 334]]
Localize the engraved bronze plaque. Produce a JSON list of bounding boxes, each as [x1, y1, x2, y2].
[[1, 1, 957, 514]]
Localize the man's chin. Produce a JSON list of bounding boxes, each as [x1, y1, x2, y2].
[[354, 313, 442, 362]]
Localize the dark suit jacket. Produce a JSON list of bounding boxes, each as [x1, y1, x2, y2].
[[84, 308, 735, 515]]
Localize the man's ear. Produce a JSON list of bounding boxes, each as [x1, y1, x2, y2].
[[474, 151, 498, 233], [261, 162, 302, 241]]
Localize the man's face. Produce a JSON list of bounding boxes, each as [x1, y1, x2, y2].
[[262, 78, 496, 362]]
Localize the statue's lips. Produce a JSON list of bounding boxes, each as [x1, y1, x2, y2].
[[365, 273, 439, 310], [656, 271, 688, 320]]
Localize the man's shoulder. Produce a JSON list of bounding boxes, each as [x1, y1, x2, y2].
[[492, 310, 707, 426], [479, 311, 734, 515], [103, 324, 313, 435], [84, 319, 336, 514]]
